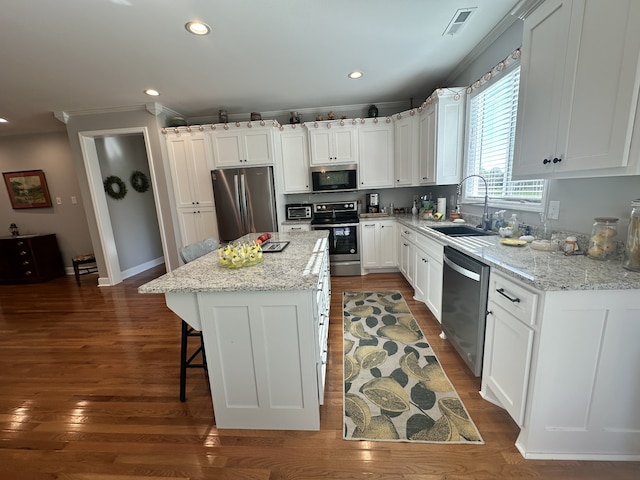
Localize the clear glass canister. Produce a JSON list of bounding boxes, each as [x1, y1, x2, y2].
[[588, 217, 618, 261], [623, 200, 640, 271]]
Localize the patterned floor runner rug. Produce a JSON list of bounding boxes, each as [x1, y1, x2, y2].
[[343, 291, 483, 444]]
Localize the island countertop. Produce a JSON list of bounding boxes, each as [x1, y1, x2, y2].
[[138, 231, 329, 294]]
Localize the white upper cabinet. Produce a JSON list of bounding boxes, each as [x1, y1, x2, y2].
[[165, 129, 219, 246], [358, 118, 395, 189], [308, 120, 358, 165], [393, 110, 419, 187], [278, 125, 311, 193], [211, 122, 276, 167], [418, 88, 466, 185], [513, 0, 640, 179], [165, 130, 215, 208]]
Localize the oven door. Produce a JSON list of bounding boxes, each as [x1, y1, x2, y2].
[[311, 223, 359, 262]]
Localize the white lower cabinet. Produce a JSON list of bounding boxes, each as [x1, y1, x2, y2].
[[481, 270, 640, 460], [482, 270, 537, 427], [176, 207, 218, 247], [361, 220, 396, 270], [396, 224, 444, 321], [398, 227, 416, 285]]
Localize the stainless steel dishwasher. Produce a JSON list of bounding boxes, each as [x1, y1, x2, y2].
[[441, 246, 490, 377]]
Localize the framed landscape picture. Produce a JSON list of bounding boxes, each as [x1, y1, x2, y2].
[[3, 170, 53, 209]]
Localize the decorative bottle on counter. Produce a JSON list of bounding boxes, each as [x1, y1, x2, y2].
[[411, 200, 418, 216], [623, 199, 640, 271], [588, 217, 618, 261]]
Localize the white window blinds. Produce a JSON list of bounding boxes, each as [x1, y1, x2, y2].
[[465, 65, 544, 203]]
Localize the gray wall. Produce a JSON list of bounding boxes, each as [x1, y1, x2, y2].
[[95, 134, 163, 271], [0, 132, 93, 268], [450, 20, 640, 236], [63, 108, 181, 276]]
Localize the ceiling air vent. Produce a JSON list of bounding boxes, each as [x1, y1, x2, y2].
[[443, 7, 477, 36]]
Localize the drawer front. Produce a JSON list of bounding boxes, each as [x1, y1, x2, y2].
[[414, 231, 443, 260], [489, 272, 538, 326]]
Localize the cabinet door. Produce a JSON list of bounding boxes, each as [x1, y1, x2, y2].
[[167, 134, 197, 207], [280, 130, 310, 193], [190, 135, 215, 207], [418, 105, 436, 184], [394, 113, 418, 186], [483, 301, 534, 426], [435, 99, 464, 185], [425, 257, 443, 322], [379, 222, 396, 267], [414, 247, 428, 302], [398, 232, 410, 279], [360, 222, 379, 268], [212, 130, 244, 167], [359, 122, 394, 189], [332, 127, 358, 163], [243, 128, 274, 165], [308, 128, 332, 165]]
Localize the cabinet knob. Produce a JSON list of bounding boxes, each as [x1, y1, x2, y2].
[[552, 157, 562, 164], [543, 158, 551, 164]]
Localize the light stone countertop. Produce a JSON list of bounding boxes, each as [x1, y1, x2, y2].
[[138, 231, 329, 294], [395, 215, 640, 292]]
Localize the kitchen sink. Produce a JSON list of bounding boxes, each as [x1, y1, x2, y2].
[[429, 225, 495, 237]]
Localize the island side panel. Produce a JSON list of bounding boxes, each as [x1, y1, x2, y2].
[[199, 289, 321, 430]]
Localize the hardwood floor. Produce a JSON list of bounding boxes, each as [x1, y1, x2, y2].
[[0, 268, 637, 479]]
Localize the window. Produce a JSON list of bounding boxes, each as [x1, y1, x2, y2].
[[463, 62, 545, 210]]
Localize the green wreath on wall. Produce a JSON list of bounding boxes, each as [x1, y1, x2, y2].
[[130, 170, 150, 193], [103, 175, 127, 200]]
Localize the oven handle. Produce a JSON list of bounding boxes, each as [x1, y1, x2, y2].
[[312, 223, 359, 228], [443, 252, 480, 282]]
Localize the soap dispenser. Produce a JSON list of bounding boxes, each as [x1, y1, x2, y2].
[[509, 214, 519, 237]]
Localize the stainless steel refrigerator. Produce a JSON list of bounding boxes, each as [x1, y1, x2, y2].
[[211, 166, 277, 242]]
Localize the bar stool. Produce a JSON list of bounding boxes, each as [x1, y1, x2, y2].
[[72, 253, 98, 285], [179, 320, 207, 402], [178, 237, 218, 401]]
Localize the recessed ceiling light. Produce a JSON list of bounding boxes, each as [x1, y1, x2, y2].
[[348, 71, 363, 79], [186, 21, 211, 36], [144, 89, 160, 96], [0, 118, 8, 123]]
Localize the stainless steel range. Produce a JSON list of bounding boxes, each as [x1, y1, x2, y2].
[[311, 201, 360, 276]]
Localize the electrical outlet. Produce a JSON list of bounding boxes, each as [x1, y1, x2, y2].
[[548, 200, 560, 220], [71, 196, 77, 204], [56, 197, 62, 205]]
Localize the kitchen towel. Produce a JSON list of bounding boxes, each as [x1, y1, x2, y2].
[[437, 197, 447, 215]]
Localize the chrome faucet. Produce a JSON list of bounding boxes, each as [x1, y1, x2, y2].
[[457, 174, 491, 230]]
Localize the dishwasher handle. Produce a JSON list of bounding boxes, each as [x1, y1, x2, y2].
[[443, 252, 480, 282]]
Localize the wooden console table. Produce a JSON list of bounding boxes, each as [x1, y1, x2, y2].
[[0, 234, 65, 284]]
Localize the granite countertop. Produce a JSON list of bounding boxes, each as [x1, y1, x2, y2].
[[138, 231, 329, 294], [395, 215, 640, 292]]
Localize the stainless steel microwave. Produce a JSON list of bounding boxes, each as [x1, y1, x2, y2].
[[286, 204, 312, 220], [310, 164, 358, 193]]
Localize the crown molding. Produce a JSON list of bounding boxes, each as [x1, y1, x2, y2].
[[53, 103, 183, 124]]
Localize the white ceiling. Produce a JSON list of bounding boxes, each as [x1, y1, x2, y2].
[[0, 0, 527, 137]]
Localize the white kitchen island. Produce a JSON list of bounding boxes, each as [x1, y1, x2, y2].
[[139, 231, 330, 430]]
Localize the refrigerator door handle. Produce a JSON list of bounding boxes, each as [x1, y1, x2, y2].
[[240, 173, 249, 233], [233, 174, 242, 223]]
